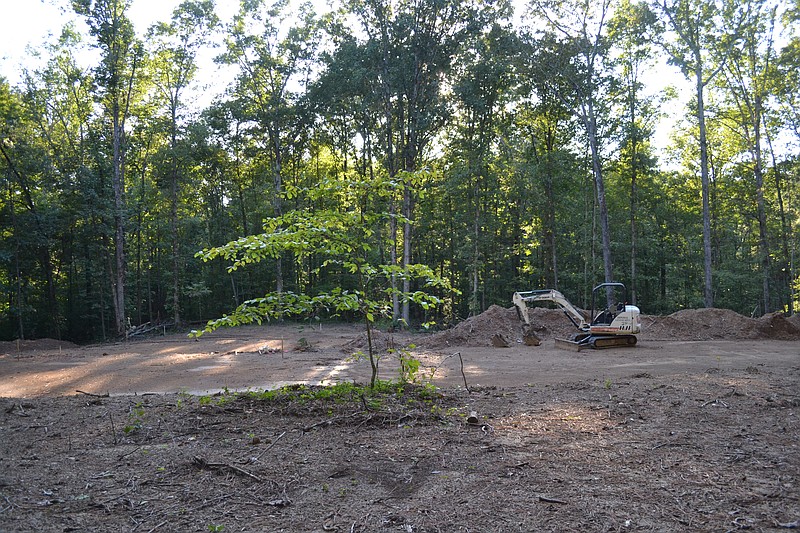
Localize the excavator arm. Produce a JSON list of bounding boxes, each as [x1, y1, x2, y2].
[[513, 289, 589, 331]]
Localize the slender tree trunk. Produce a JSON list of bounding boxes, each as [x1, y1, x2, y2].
[[695, 65, 714, 308], [402, 185, 411, 325], [273, 132, 284, 295], [471, 180, 480, 316], [764, 129, 792, 314], [389, 199, 399, 320], [629, 90, 638, 306], [112, 107, 127, 336], [752, 96, 770, 314], [170, 106, 181, 327], [544, 174, 558, 288], [7, 179, 24, 339], [587, 99, 613, 289]]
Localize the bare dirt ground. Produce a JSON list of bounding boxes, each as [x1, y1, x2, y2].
[[1, 307, 799, 532]]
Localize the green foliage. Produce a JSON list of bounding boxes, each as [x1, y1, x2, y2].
[[193, 173, 457, 387], [237, 379, 444, 416], [124, 401, 146, 434], [1, 0, 798, 346]]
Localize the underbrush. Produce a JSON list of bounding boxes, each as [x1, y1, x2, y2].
[[196, 380, 465, 428]]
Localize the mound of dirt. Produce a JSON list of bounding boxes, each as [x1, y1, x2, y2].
[[756, 311, 800, 340], [422, 305, 800, 348], [641, 308, 800, 341], [340, 329, 406, 354], [0, 338, 78, 354], [422, 305, 520, 349], [640, 308, 756, 340], [421, 305, 581, 349]]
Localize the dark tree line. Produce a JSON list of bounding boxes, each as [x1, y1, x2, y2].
[[0, 0, 797, 342]]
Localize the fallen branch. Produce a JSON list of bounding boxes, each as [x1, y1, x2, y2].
[[238, 430, 288, 465], [117, 445, 144, 461], [538, 495, 567, 505], [76, 390, 109, 398], [146, 520, 168, 533], [192, 455, 262, 483], [302, 411, 366, 432], [6, 403, 29, 417]]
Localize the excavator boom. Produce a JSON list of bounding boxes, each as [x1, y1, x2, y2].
[[513, 289, 589, 331]]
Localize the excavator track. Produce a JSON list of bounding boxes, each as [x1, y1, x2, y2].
[[554, 333, 637, 351], [589, 334, 637, 349]]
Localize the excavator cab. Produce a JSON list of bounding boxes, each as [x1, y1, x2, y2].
[[590, 283, 627, 327]]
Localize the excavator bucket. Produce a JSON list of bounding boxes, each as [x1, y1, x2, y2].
[[522, 325, 541, 346], [554, 337, 585, 352]]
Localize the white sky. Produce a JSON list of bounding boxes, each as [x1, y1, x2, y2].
[[0, 0, 685, 154], [0, 0, 241, 84]]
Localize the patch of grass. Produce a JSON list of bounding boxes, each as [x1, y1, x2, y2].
[[233, 379, 448, 418]]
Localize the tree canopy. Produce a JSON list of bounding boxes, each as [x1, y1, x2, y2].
[[0, 0, 797, 342]]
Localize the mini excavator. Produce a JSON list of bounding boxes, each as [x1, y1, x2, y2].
[[512, 282, 641, 350]]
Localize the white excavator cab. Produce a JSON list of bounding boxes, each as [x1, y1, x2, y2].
[[588, 283, 641, 338]]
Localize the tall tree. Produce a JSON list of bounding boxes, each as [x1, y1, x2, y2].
[[22, 27, 98, 339], [528, 0, 617, 291], [720, 0, 779, 314], [344, 0, 481, 325], [218, 0, 321, 298], [608, 0, 659, 305], [776, 2, 800, 313], [651, 0, 749, 308], [148, 0, 218, 327], [447, 11, 519, 315], [73, 0, 143, 335]]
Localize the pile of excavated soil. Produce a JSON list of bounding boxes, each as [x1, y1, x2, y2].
[[751, 311, 800, 340], [340, 329, 407, 354], [422, 305, 800, 349], [421, 305, 518, 349], [642, 308, 800, 341], [422, 305, 579, 349]]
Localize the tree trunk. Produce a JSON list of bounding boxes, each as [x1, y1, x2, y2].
[[586, 98, 613, 289], [402, 185, 411, 325], [471, 178, 480, 316], [629, 88, 638, 306], [695, 64, 714, 308], [764, 130, 792, 314], [753, 96, 770, 314], [112, 106, 127, 336], [273, 132, 284, 295], [170, 106, 181, 327]]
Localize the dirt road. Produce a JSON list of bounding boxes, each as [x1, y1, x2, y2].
[[1, 322, 797, 397], [1, 312, 799, 533]]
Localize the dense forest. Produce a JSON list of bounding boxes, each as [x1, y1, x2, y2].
[[0, 0, 797, 342]]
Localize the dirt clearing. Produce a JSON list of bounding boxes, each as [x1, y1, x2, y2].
[[1, 307, 798, 532]]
